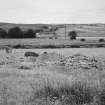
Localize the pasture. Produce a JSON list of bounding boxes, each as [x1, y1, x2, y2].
[[12, 48, 105, 58], [0, 37, 105, 49]]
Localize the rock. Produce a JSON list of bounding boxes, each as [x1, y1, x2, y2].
[[24, 51, 39, 57]]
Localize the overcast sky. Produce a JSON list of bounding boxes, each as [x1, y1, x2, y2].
[[0, 0, 105, 24]]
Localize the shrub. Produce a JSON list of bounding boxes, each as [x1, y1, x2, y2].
[[8, 27, 23, 38], [13, 44, 23, 49], [97, 44, 104, 47], [80, 38, 86, 42], [23, 29, 36, 38], [99, 39, 104, 42], [18, 66, 31, 70], [68, 31, 77, 40], [0, 28, 7, 38], [49, 37, 53, 39], [43, 51, 48, 54], [70, 45, 80, 48]]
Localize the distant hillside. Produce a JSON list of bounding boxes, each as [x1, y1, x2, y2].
[[0, 22, 105, 37], [0, 22, 49, 31]]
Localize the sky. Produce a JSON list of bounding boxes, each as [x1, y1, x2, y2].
[[0, 0, 105, 24]]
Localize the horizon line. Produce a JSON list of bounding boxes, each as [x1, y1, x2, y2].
[[0, 21, 105, 25]]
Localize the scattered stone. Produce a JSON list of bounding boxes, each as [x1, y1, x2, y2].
[[64, 53, 105, 70]]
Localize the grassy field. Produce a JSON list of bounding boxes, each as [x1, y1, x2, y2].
[[0, 48, 105, 105], [13, 48, 105, 57], [0, 23, 105, 105], [0, 23, 105, 48], [0, 61, 105, 105], [0, 38, 105, 49]]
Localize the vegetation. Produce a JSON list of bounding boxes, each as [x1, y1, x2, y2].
[[28, 81, 95, 105], [99, 38, 105, 42], [0, 27, 38, 38], [0, 28, 7, 38], [0, 50, 105, 105], [0, 64, 105, 105], [68, 31, 77, 40], [23, 29, 36, 38], [80, 38, 86, 42], [8, 27, 23, 38], [13, 44, 24, 49]]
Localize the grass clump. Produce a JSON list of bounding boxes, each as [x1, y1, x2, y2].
[[27, 79, 95, 105]]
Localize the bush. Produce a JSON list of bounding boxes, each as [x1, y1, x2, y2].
[[70, 45, 80, 48], [68, 31, 77, 40], [99, 39, 105, 42], [13, 44, 23, 49], [0, 28, 7, 38], [49, 37, 53, 39], [18, 66, 31, 70], [23, 29, 36, 38], [8, 27, 23, 38], [80, 38, 86, 42], [97, 44, 104, 47]]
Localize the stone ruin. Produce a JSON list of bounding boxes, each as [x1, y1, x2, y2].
[[64, 53, 105, 70], [0, 50, 105, 71]]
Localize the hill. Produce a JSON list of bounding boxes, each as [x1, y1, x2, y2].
[[0, 22, 105, 37]]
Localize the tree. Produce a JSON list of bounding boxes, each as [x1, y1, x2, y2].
[[23, 29, 36, 38], [0, 28, 7, 38], [68, 31, 77, 40], [99, 39, 104, 42], [8, 27, 23, 38]]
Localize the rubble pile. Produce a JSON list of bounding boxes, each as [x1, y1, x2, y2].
[[0, 50, 105, 71], [64, 53, 105, 70]]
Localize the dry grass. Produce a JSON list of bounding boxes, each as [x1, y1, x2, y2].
[[0, 50, 105, 105], [0, 65, 105, 105]]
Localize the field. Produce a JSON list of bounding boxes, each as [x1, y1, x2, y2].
[[0, 23, 105, 37], [0, 23, 105, 48], [0, 38, 105, 49], [0, 23, 105, 105], [0, 48, 105, 105]]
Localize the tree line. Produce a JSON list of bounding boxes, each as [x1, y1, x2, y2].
[[0, 26, 78, 39], [0, 27, 41, 38]]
